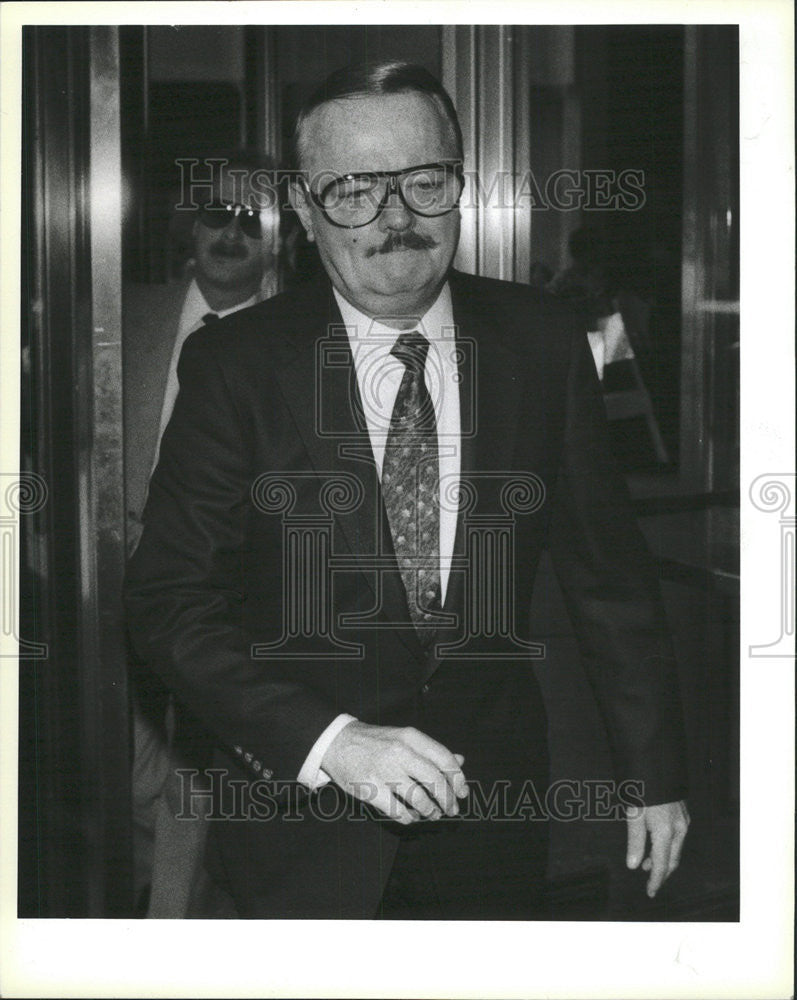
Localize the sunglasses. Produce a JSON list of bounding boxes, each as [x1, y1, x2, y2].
[[199, 201, 266, 240]]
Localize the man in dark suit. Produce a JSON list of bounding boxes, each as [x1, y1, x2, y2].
[[125, 61, 689, 919]]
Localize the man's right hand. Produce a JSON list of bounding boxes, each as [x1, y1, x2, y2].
[[320, 720, 468, 824]]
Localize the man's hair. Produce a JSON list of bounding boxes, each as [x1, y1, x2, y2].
[[293, 60, 464, 169], [189, 147, 279, 212]]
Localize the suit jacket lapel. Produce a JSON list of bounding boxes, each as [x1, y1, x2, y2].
[[450, 270, 525, 477], [440, 272, 526, 627]]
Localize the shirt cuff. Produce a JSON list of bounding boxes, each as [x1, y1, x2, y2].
[[296, 713, 358, 790]]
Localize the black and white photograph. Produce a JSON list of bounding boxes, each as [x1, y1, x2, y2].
[[0, 2, 793, 998]]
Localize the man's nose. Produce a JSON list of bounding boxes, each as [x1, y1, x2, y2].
[[219, 215, 245, 241], [377, 188, 414, 232]]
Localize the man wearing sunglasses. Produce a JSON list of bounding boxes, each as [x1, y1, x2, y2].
[[126, 62, 689, 919], [154, 160, 281, 467], [125, 150, 281, 554]]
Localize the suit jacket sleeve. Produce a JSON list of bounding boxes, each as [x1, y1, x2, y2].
[[124, 329, 340, 780], [547, 328, 688, 806]]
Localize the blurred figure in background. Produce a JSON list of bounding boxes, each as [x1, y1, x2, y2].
[[124, 149, 282, 916], [550, 226, 668, 466], [549, 226, 629, 379], [549, 227, 617, 328], [549, 225, 653, 359]]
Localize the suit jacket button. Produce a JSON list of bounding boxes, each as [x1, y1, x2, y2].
[[422, 683, 430, 694]]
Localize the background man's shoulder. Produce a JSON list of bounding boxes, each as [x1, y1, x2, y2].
[[182, 279, 327, 366]]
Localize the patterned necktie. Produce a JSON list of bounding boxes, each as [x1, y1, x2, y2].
[[382, 331, 443, 642]]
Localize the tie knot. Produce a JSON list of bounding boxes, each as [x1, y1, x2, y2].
[[202, 312, 220, 325], [391, 331, 430, 373]]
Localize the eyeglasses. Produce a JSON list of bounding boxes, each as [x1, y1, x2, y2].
[[199, 201, 266, 240], [303, 161, 465, 229]]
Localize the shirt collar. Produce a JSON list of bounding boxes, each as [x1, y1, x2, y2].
[[180, 278, 261, 334]]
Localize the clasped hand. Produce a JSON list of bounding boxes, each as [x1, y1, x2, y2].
[[320, 720, 467, 825]]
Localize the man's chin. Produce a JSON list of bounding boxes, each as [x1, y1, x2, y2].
[[362, 281, 446, 321], [197, 264, 261, 290], [368, 253, 442, 296]]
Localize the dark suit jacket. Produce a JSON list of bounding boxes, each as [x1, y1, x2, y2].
[[124, 269, 687, 918]]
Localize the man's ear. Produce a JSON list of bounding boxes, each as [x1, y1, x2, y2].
[[288, 177, 315, 242]]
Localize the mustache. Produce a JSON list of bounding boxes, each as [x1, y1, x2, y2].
[[367, 231, 438, 257]]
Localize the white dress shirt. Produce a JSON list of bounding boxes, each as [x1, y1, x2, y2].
[[297, 282, 462, 788], [587, 310, 634, 381]]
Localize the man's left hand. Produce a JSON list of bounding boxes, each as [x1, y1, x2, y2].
[[626, 800, 690, 898]]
